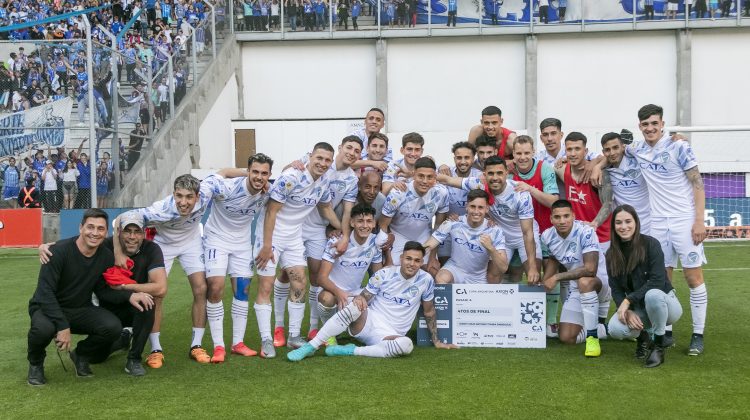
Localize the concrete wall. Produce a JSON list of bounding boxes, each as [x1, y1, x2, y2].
[[198, 74, 239, 169]]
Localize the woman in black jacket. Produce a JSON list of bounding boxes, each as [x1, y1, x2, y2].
[[605, 205, 683, 368]]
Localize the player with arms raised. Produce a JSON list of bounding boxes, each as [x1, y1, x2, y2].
[[287, 241, 457, 361]]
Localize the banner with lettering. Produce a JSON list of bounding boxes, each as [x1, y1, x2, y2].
[[0, 98, 73, 158]]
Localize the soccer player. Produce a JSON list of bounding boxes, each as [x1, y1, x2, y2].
[[379, 157, 449, 270], [540, 200, 611, 357], [316, 203, 383, 343], [202, 153, 273, 363], [351, 133, 390, 174], [472, 135, 498, 171], [301, 136, 361, 339], [629, 104, 708, 355], [436, 142, 482, 263], [423, 189, 508, 284], [381, 132, 425, 195], [536, 118, 600, 195], [115, 174, 220, 367], [350, 107, 391, 162], [286, 241, 457, 361], [600, 132, 652, 235], [555, 132, 613, 249], [254, 142, 340, 357], [467, 105, 516, 161], [438, 156, 541, 285], [510, 135, 561, 336]]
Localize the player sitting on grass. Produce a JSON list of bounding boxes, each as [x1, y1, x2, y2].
[[315, 203, 383, 345], [287, 241, 457, 361], [540, 200, 611, 357]]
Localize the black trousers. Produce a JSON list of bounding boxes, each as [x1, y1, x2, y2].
[[645, 5, 655, 19], [101, 302, 155, 362], [539, 5, 549, 23], [27, 306, 122, 366]]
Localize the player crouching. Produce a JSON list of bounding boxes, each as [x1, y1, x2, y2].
[[287, 242, 457, 361]]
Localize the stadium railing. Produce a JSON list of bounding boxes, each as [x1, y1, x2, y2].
[[231, 0, 750, 39]]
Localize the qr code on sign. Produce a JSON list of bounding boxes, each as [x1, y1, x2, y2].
[[520, 301, 544, 324]]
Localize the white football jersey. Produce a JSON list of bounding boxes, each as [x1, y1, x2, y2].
[[322, 233, 382, 293], [382, 158, 408, 184], [432, 216, 505, 276], [381, 182, 450, 243], [305, 161, 358, 229], [461, 177, 536, 245], [259, 167, 332, 241], [446, 166, 483, 215], [134, 179, 216, 244], [540, 221, 606, 282], [203, 175, 267, 242], [606, 154, 652, 231], [628, 133, 699, 219], [365, 266, 435, 337], [352, 128, 393, 162]]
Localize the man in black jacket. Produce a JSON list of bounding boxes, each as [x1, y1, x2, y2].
[[26, 209, 154, 386]]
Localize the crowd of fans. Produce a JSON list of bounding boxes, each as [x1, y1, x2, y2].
[[1, 0, 223, 210]]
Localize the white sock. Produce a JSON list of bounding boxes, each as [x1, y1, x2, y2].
[[353, 337, 414, 358], [273, 279, 289, 328], [575, 328, 586, 344], [318, 301, 337, 327], [308, 286, 321, 330], [191, 327, 205, 348], [287, 301, 306, 337], [206, 301, 224, 348], [689, 283, 708, 335], [580, 291, 599, 337], [665, 325, 673, 332], [560, 280, 570, 304], [231, 298, 249, 346], [598, 299, 610, 319], [149, 332, 162, 352], [309, 302, 361, 348], [254, 303, 273, 341]]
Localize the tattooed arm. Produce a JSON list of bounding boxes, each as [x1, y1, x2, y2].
[[686, 166, 707, 245], [422, 299, 458, 349], [591, 170, 613, 228]]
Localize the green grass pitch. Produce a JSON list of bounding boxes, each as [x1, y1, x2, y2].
[[1, 243, 749, 418]]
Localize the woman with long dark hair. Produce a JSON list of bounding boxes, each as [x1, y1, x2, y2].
[[605, 205, 683, 368]]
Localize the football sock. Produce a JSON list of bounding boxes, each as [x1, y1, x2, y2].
[[231, 298, 249, 346], [287, 301, 306, 338], [149, 332, 162, 352], [273, 279, 289, 328], [353, 337, 414, 358], [206, 301, 224, 348], [308, 286, 321, 330], [191, 327, 205, 348], [560, 280, 570, 304], [689, 283, 707, 335], [575, 328, 586, 344], [254, 303, 273, 341], [318, 302, 337, 326], [581, 291, 599, 338], [309, 302, 362, 348], [546, 284, 560, 325]]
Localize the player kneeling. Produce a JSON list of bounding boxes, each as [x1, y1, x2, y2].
[[540, 200, 611, 357], [287, 242, 457, 361], [315, 203, 384, 346], [423, 189, 509, 284]]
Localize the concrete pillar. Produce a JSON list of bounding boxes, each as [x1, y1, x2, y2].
[[375, 39, 388, 128], [524, 34, 538, 140], [676, 29, 692, 127]]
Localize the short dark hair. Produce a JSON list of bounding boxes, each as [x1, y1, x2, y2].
[[414, 157, 436, 171], [484, 156, 506, 169], [350, 202, 376, 219], [312, 142, 335, 154], [467, 189, 489, 203], [402, 241, 426, 256], [638, 104, 663, 122], [451, 141, 476, 155], [564, 132, 587, 146], [341, 135, 364, 149], [551, 199, 573, 211], [81, 208, 108, 226], [539, 118, 562, 131], [248, 152, 274, 168], [481, 106, 502, 117], [475, 135, 498, 149], [369, 132, 389, 148], [402, 132, 424, 148], [367, 107, 385, 119], [512, 135, 535, 151], [174, 174, 201, 194], [600, 132, 622, 146]]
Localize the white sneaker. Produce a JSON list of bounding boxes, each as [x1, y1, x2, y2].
[[546, 324, 559, 338], [597, 323, 608, 340]]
